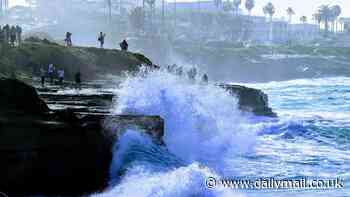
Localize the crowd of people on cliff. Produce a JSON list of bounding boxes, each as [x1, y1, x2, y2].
[[0, 24, 22, 46], [32, 31, 208, 89], [37, 31, 130, 87]]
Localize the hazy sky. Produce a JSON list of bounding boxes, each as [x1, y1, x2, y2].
[[10, 0, 350, 22]]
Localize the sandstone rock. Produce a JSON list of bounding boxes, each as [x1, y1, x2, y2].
[[0, 78, 49, 115], [220, 84, 277, 117], [0, 78, 164, 196]]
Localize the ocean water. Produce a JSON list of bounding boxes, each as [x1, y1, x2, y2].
[[93, 70, 350, 197]]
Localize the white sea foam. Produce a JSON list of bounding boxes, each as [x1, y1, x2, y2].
[[93, 68, 258, 196]]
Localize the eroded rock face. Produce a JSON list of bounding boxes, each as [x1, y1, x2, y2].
[[0, 78, 164, 196], [220, 84, 277, 117], [0, 78, 49, 114], [0, 78, 276, 196]]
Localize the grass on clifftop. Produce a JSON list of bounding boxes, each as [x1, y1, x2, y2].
[[0, 38, 152, 80]]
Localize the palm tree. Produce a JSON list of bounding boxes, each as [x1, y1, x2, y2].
[[300, 16, 307, 24], [129, 7, 145, 36], [223, 0, 232, 12], [318, 5, 332, 35], [0, 0, 3, 17], [107, 0, 112, 23], [312, 12, 321, 32], [263, 2, 275, 42], [245, 0, 254, 16], [145, 0, 156, 30], [0, 0, 10, 16], [174, 0, 177, 32], [331, 5, 341, 33], [232, 0, 241, 16], [162, 0, 165, 27], [286, 7, 295, 24], [286, 7, 295, 41], [300, 16, 307, 40], [214, 0, 222, 10]]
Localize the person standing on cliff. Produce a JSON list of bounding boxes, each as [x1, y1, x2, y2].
[[75, 71, 81, 89], [187, 67, 197, 81], [48, 64, 55, 84], [0, 26, 4, 43], [98, 32, 106, 48], [40, 67, 46, 87], [65, 32, 72, 46], [10, 26, 16, 47], [3, 24, 10, 44], [58, 68, 65, 85], [15, 25, 22, 45]]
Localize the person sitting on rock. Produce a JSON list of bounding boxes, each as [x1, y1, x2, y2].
[[75, 71, 81, 89], [120, 39, 128, 51], [98, 32, 106, 48], [58, 68, 65, 85], [202, 74, 209, 84]]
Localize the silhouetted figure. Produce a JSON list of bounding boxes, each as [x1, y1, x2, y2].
[[48, 64, 55, 84], [0, 26, 4, 43], [187, 67, 197, 81], [15, 25, 22, 45], [167, 64, 177, 73], [10, 26, 16, 46], [58, 68, 65, 85], [120, 39, 128, 51], [40, 67, 46, 87], [65, 32, 72, 46], [75, 72, 81, 89], [3, 24, 10, 44], [98, 32, 106, 48], [202, 74, 209, 84], [176, 66, 183, 76]]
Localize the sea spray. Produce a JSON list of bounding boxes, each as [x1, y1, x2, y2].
[[92, 68, 260, 196], [113, 68, 257, 165], [92, 76, 350, 196]]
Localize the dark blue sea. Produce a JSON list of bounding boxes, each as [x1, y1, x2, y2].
[[93, 71, 350, 197]]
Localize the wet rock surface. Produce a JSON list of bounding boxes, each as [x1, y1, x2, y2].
[[0, 78, 164, 196], [220, 84, 277, 117], [0, 77, 275, 196]]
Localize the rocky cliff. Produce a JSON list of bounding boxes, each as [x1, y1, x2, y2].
[[0, 77, 275, 196], [220, 84, 277, 117], [0, 38, 153, 80], [0, 78, 163, 196]]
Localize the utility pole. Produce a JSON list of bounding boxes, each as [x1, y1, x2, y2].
[[120, 0, 122, 16], [106, 0, 112, 24], [174, 0, 177, 33], [0, 0, 3, 17], [162, 0, 165, 28], [198, 0, 202, 67], [4, 0, 8, 13]]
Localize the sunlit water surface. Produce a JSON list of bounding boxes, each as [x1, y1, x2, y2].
[[92, 72, 350, 197]]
